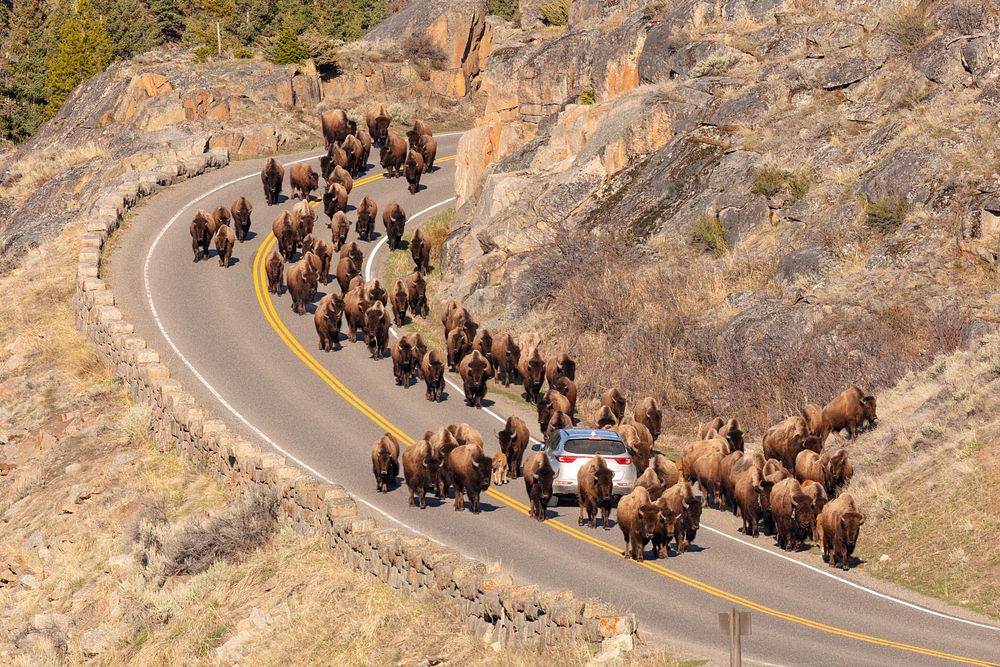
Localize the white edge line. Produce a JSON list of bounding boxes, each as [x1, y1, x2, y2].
[[363, 179, 1000, 636], [141, 147, 473, 553]]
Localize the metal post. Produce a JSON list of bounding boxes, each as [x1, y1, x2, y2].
[[730, 607, 742, 667]]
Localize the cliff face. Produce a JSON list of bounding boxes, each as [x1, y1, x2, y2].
[[442, 0, 1000, 427]]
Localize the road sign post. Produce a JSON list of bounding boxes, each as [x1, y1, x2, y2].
[[718, 608, 751, 667]]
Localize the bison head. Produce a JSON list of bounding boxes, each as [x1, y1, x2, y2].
[[860, 395, 878, 430], [684, 500, 703, 542], [840, 511, 865, 552], [594, 467, 614, 504], [638, 503, 661, 540]]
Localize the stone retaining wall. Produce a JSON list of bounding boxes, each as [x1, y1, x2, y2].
[[71, 145, 638, 655]]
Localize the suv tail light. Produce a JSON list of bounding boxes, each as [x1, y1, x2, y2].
[[612, 457, 632, 465], [556, 455, 580, 463]]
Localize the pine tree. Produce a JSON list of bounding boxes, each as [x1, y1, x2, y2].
[[45, 0, 112, 113], [269, 24, 308, 64], [148, 0, 183, 43], [96, 0, 158, 60], [1, 0, 50, 141], [227, 0, 275, 46]]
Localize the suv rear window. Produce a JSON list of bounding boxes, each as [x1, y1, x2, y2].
[[563, 438, 627, 456]]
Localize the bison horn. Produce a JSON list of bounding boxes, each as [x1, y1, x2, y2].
[[472, 460, 479, 469]]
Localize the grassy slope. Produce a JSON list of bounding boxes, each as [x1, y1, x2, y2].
[[0, 229, 689, 663]]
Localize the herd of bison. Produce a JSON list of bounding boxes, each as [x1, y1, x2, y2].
[[185, 106, 874, 571]]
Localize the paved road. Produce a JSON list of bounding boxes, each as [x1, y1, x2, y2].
[[108, 133, 1000, 666]]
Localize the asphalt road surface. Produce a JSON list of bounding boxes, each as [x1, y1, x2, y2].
[[108, 132, 1000, 666]]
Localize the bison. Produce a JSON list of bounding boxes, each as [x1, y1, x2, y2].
[[544, 352, 576, 389], [421, 349, 445, 402], [343, 287, 370, 343], [355, 127, 372, 172], [491, 452, 509, 486], [261, 157, 284, 205], [490, 333, 520, 388], [230, 196, 252, 242], [762, 415, 818, 470], [189, 210, 213, 262], [214, 222, 235, 268], [538, 389, 571, 433], [272, 210, 296, 260], [286, 253, 319, 315], [321, 107, 350, 147], [371, 433, 400, 493], [577, 454, 614, 529], [518, 346, 546, 404], [651, 480, 695, 557], [410, 228, 430, 273], [498, 415, 529, 479], [341, 134, 364, 177], [770, 478, 814, 551], [595, 406, 618, 428], [700, 417, 745, 452], [323, 181, 348, 221], [335, 256, 359, 295], [364, 278, 388, 306], [292, 200, 317, 243], [801, 479, 829, 541], [390, 279, 408, 326], [691, 449, 724, 508], [545, 411, 572, 439], [794, 449, 831, 494], [404, 271, 428, 317], [327, 164, 353, 194], [265, 248, 284, 294], [382, 201, 406, 250], [314, 292, 344, 351], [459, 349, 492, 408], [601, 388, 627, 423], [446, 327, 470, 372], [420, 134, 437, 171], [380, 132, 407, 177], [824, 386, 878, 441], [290, 163, 319, 201], [718, 450, 745, 514], [404, 149, 425, 194], [828, 448, 853, 493], [364, 301, 391, 360], [390, 333, 420, 387], [402, 437, 441, 509], [523, 451, 555, 521], [366, 105, 392, 148], [634, 396, 663, 440], [617, 486, 661, 561], [817, 492, 864, 570], [356, 195, 378, 242], [733, 464, 774, 538], [445, 444, 493, 513], [555, 376, 577, 420], [301, 235, 333, 285], [330, 211, 350, 251]]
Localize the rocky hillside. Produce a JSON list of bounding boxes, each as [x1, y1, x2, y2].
[[443, 0, 1000, 432], [0, 0, 493, 272]]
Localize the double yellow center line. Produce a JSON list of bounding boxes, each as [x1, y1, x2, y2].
[[248, 157, 997, 666]]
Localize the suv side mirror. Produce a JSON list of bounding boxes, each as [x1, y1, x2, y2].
[[531, 443, 543, 452]]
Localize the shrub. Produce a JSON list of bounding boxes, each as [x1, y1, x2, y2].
[[687, 213, 727, 255], [401, 33, 447, 67], [864, 196, 908, 233], [539, 0, 572, 26], [270, 27, 311, 65], [689, 51, 741, 78], [486, 0, 518, 20], [232, 45, 255, 59], [750, 166, 786, 197], [193, 44, 215, 63], [884, 7, 930, 53], [579, 87, 595, 105], [787, 173, 812, 201]]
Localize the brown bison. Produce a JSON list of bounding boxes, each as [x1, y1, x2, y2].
[[321, 108, 350, 147], [762, 415, 817, 470], [355, 127, 372, 171], [412, 119, 432, 139], [292, 200, 317, 243], [265, 248, 284, 294], [339, 240, 364, 266], [734, 465, 774, 538], [446, 423, 486, 449], [286, 253, 319, 315], [577, 454, 614, 529], [669, 487, 702, 555], [545, 411, 573, 439], [801, 479, 829, 541], [330, 211, 350, 251], [420, 134, 437, 171], [634, 397, 663, 440], [648, 454, 681, 489], [617, 486, 661, 561], [523, 451, 555, 521], [446, 327, 470, 372], [402, 437, 441, 509], [343, 287, 370, 343], [382, 201, 407, 250], [441, 299, 476, 340], [214, 222, 235, 268], [615, 422, 655, 474], [366, 105, 392, 148], [555, 376, 577, 420], [320, 143, 347, 180], [770, 478, 814, 551], [518, 346, 546, 404], [700, 417, 744, 452], [364, 301, 391, 360], [364, 278, 388, 306], [828, 448, 853, 493], [390, 279, 408, 326], [335, 256, 359, 295], [498, 415, 530, 479], [472, 328, 493, 363], [189, 210, 213, 262], [651, 480, 695, 557], [230, 196, 252, 242], [391, 332, 420, 387], [404, 149, 425, 194], [490, 333, 520, 388], [824, 386, 878, 441], [261, 157, 284, 206], [718, 450, 745, 514], [410, 227, 431, 273], [380, 132, 407, 177], [314, 292, 344, 351], [538, 389, 572, 433], [445, 444, 493, 513], [794, 449, 830, 494], [356, 195, 378, 242], [491, 452, 509, 486], [302, 235, 333, 285], [371, 433, 400, 493], [595, 406, 618, 428], [323, 181, 349, 221], [272, 210, 296, 260], [421, 349, 446, 402], [290, 163, 319, 201], [459, 349, 492, 408], [601, 388, 627, 423], [817, 492, 865, 570], [691, 449, 724, 508], [544, 353, 576, 389], [327, 164, 353, 194], [342, 134, 364, 177], [679, 435, 728, 484], [211, 205, 231, 230], [403, 271, 428, 317]]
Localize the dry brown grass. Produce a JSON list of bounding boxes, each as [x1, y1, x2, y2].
[[0, 142, 108, 207]]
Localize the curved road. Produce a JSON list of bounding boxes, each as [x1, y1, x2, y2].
[[108, 134, 1000, 666]]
